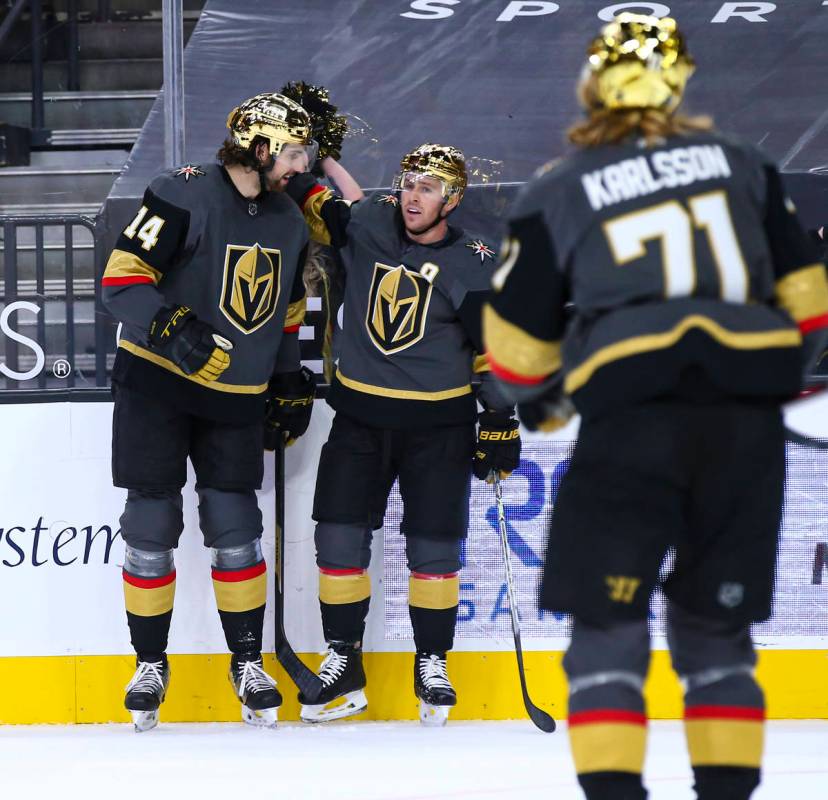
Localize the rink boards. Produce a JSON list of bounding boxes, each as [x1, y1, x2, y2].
[[0, 399, 827, 723]]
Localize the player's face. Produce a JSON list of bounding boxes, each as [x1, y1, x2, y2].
[[264, 144, 310, 191], [400, 175, 450, 234]]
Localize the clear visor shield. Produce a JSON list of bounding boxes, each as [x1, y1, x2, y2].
[[274, 140, 319, 173], [393, 171, 452, 201]]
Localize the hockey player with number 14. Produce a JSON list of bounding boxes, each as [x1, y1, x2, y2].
[[102, 93, 317, 731], [485, 14, 828, 800], [285, 144, 520, 725]]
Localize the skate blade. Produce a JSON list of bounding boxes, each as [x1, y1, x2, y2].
[[130, 709, 159, 733], [242, 704, 278, 728], [419, 700, 451, 727], [300, 689, 368, 723]]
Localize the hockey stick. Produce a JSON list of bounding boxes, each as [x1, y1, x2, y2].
[[492, 473, 557, 733], [273, 442, 324, 702]]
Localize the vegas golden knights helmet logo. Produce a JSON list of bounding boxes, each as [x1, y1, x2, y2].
[[220, 243, 281, 334], [366, 263, 433, 354]]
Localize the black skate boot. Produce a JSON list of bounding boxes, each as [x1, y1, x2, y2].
[[228, 654, 282, 728], [124, 655, 170, 733], [414, 651, 456, 727], [299, 641, 368, 723]]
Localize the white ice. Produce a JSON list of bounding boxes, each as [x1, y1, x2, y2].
[[0, 721, 825, 799]]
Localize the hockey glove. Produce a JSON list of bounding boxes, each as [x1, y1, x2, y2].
[[518, 390, 576, 434], [148, 305, 233, 382], [264, 366, 316, 448], [473, 410, 521, 483]]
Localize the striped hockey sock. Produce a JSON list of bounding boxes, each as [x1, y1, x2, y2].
[[408, 571, 460, 653], [212, 560, 267, 656], [318, 567, 371, 644]]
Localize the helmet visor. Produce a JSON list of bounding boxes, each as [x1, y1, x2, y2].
[[393, 171, 453, 200], [275, 140, 319, 173]]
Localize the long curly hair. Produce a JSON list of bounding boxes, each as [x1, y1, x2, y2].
[[568, 72, 713, 148]]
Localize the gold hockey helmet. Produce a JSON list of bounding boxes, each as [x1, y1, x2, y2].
[[226, 92, 312, 157], [584, 13, 695, 111], [393, 143, 468, 202]]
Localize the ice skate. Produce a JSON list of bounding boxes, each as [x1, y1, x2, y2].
[[415, 651, 456, 727], [299, 642, 368, 723], [229, 655, 281, 728], [124, 656, 170, 733]]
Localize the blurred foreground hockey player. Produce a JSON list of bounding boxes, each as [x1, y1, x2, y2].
[[285, 144, 519, 725], [102, 93, 317, 731], [484, 14, 828, 800]]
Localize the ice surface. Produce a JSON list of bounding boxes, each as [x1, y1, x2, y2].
[[0, 721, 824, 799]]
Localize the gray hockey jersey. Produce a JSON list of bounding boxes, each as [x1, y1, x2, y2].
[[485, 131, 828, 417], [102, 163, 308, 422]]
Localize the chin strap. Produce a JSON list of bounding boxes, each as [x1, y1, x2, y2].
[[404, 198, 454, 237]]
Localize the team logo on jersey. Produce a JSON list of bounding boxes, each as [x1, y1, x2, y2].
[[219, 243, 281, 334], [375, 194, 399, 206], [174, 164, 205, 181], [466, 239, 496, 262], [366, 262, 433, 354]]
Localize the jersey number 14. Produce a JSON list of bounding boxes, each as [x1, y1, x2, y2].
[[124, 205, 166, 252], [603, 190, 748, 302]]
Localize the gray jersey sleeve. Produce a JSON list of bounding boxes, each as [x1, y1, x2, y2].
[[101, 172, 195, 333]]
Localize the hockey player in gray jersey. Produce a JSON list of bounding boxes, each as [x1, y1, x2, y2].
[[484, 14, 828, 800], [285, 144, 520, 725], [102, 93, 317, 731]]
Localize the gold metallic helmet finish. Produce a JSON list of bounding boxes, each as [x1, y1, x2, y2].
[[226, 93, 312, 157], [394, 143, 468, 201], [585, 13, 695, 111]]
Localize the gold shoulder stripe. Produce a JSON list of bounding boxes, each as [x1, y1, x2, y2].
[[119, 340, 268, 394], [565, 314, 801, 395], [775, 263, 828, 325], [483, 304, 562, 380], [303, 186, 334, 246], [102, 249, 162, 284], [336, 368, 472, 401], [285, 296, 307, 329]]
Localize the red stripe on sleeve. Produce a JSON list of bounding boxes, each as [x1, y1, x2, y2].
[[211, 562, 267, 583], [102, 276, 156, 287], [799, 314, 828, 335], [488, 354, 549, 387], [122, 569, 176, 589], [300, 183, 326, 210], [568, 709, 647, 727], [283, 324, 301, 334], [684, 705, 765, 722]]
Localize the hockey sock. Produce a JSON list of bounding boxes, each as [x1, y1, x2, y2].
[[123, 567, 176, 661], [408, 571, 459, 652], [568, 686, 648, 800], [319, 567, 371, 644], [212, 560, 267, 656], [683, 675, 764, 799]]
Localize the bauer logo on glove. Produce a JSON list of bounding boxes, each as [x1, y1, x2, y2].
[[473, 410, 521, 483]]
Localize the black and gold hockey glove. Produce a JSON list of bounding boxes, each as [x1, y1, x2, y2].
[[517, 383, 576, 433], [473, 410, 521, 483], [264, 366, 316, 448], [285, 172, 319, 207], [148, 305, 233, 382]]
